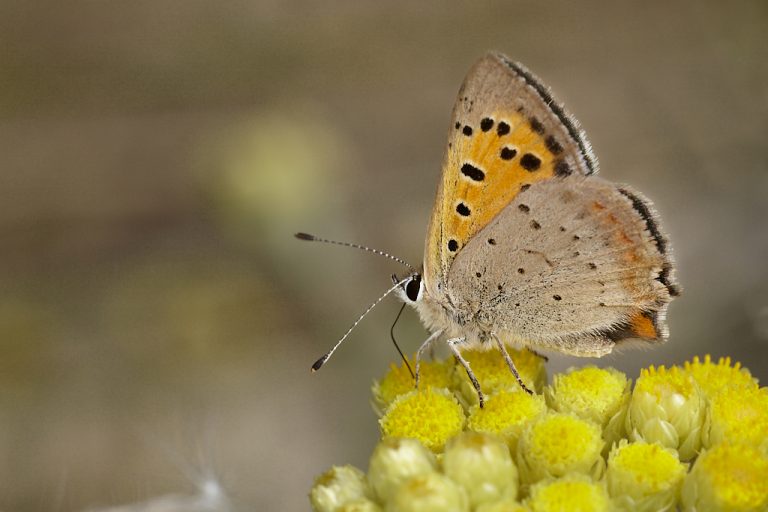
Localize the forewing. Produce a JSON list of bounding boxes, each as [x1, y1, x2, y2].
[[447, 175, 678, 356], [424, 53, 597, 298]]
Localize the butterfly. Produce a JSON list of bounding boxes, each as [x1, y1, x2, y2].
[[299, 52, 679, 407]]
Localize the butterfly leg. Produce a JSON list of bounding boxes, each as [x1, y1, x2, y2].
[[492, 333, 534, 395], [414, 330, 443, 389], [447, 337, 485, 408]]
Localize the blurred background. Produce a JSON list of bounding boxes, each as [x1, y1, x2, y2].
[[1, 1, 766, 510]]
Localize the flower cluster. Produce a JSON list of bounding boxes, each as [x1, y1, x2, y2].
[[310, 352, 768, 511]]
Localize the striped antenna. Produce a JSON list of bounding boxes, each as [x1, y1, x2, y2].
[[310, 275, 411, 372], [295, 232, 416, 273]]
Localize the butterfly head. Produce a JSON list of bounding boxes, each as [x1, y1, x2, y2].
[[392, 272, 424, 304]]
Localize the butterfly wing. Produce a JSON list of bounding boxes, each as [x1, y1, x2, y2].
[[447, 175, 679, 355], [424, 53, 598, 299]]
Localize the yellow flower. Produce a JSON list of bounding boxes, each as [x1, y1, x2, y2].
[[545, 366, 630, 452], [517, 413, 604, 487], [367, 437, 437, 503], [607, 440, 686, 511], [467, 390, 547, 452], [626, 365, 705, 461], [310, 465, 371, 512], [337, 500, 382, 512], [372, 356, 454, 412], [454, 348, 546, 406], [379, 387, 465, 452], [475, 497, 529, 512], [386, 472, 469, 512], [526, 474, 610, 512], [681, 443, 768, 511], [704, 386, 768, 451], [683, 355, 758, 398], [443, 431, 519, 508]]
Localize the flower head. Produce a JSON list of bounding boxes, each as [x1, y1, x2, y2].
[[683, 355, 758, 398], [379, 387, 465, 452], [367, 437, 437, 503], [310, 465, 371, 512], [607, 440, 686, 511], [545, 365, 630, 451], [454, 348, 546, 406], [442, 431, 519, 508], [475, 497, 529, 512], [311, 353, 768, 511], [337, 500, 382, 512], [517, 412, 604, 486], [372, 356, 454, 412], [682, 443, 768, 511], [386, 472, 469, 512], [704, 385, 768, 451], [626, 365, 705, 461], [526, 474, 610, 512], [467, 389, 547, 452]]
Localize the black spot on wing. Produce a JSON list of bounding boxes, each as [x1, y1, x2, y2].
[[461, 163, 485, 181], [520, 153, 541, 171], [480, 117, 494, 131], [497, 121, 510, 136], [529, 117, 545, 134], [554, 160, 572, 176], [456, 202, 471, 216], [545, 135, 563, 155], [500, 147, 517, 160], [462, 125, 473, 136]]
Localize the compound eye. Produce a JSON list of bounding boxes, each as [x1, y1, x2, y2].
[[405, 275, 421, 302]]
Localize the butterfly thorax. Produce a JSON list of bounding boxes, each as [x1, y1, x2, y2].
[[411, 277, 495, 346]]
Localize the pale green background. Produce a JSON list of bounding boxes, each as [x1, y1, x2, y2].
[[1, 1, 766, 510]]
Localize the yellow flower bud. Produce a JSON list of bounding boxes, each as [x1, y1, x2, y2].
[[607, 440, 686, 511], [337, 500, 382, 512], [703, 385, 768, 451], [367, 437, 437, 503], [526, 474, 610, 512], [545, 366, 630, 452], [681, 443, 768, 511], [443, 431, 519, 508], [454, 348, 546, 406], [626, 365, 705, 461], [476, 497, 529, 512], [517, 413, 605, 487], [310, 465, 370, 512], [386, 472, 470, 512], [683, 355, 758, 399], [372, 356, 454, 413], [379, 387, 465, 452], [467, 390, 547, 453]]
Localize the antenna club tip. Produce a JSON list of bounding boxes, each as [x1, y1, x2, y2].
[[311, 355, 328, 372], [295, 232, 315, 241]]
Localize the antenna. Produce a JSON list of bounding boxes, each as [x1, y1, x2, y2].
[[295, 232, 416, 273], [311, 276, 411, 372]]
